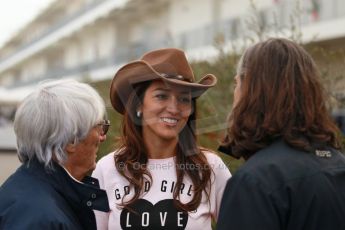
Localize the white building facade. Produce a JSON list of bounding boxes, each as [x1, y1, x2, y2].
[[0, 0, 344, 101]]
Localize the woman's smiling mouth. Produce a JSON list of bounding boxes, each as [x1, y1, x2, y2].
[[160, 117, 178, 125]]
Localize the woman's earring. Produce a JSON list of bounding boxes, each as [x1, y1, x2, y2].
[[136, 111, 141, 118]]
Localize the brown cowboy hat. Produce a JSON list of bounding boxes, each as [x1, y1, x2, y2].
[[110, 48, 217, 114]]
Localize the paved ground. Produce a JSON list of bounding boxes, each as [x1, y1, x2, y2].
[[0, 151, 20, 185], [0, 124, 19, 185], [0, 124, 16, 150]]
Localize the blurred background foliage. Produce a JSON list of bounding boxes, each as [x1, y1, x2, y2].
[[90, 0, 345, 175]]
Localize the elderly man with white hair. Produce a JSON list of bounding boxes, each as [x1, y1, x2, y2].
[[0, 79, 110, 230]]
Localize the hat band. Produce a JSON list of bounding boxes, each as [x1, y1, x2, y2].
[[160, 73, 192, 83]]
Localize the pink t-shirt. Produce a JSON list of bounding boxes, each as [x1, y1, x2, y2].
[[92, 150, 231, 230]]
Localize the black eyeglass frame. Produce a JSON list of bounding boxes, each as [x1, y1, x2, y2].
[[96, 119, 110, 135]]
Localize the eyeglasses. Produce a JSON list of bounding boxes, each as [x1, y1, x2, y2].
[[96, 120, 110, 135]]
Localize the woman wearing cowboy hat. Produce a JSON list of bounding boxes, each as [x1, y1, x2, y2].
[[92, 48, 231, 230]]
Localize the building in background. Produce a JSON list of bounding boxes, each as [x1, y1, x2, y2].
[[1, 0, 345, 183], [1, 0, 345, 102]]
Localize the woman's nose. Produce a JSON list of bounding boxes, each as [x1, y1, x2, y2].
[[166, 97, 179, 114]]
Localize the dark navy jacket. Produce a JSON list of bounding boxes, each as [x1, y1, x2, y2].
[[217, 140, 345, 230], [0, 159, 109, 230]]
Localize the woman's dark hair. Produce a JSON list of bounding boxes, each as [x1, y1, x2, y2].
[[114, 80, 212, 212], [221, 38, 341, 159]]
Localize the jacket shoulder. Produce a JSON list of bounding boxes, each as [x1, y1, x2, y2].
[[0, 167, 81, 229]]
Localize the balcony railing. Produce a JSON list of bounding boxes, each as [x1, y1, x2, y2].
[[6, 40, 171, 88], [2, 0, 345, 66], [0, 0, 108, 63], [3, 0, 345, 89]]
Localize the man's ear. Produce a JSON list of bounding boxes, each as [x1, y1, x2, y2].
[[65, 143, 76, 154]]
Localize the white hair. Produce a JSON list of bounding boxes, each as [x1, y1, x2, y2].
[[14, 79, 106, 169]]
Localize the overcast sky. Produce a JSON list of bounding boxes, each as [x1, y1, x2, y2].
[[0, 0, 55, 48]]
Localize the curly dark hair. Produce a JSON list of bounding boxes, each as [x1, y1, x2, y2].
[[220, 38, 341, 159]]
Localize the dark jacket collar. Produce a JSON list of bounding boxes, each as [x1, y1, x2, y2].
[[25, 159, 109, 213]]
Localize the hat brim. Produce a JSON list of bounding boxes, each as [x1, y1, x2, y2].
[[110, 60, 217, 114]]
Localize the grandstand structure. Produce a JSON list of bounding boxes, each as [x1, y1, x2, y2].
[[0, 0, 345, 103]]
